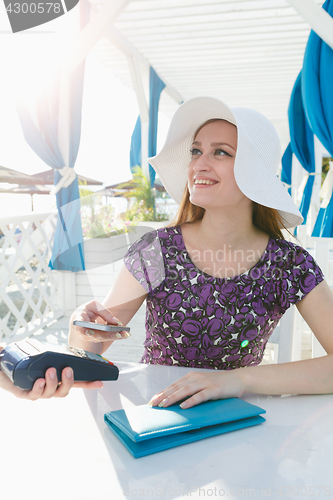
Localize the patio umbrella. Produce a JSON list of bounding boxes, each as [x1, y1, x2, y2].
[[0, 167, 103, 211], [0, 165, 45, 185], [30, 169, 103, 186], [106, 177, 166, 196], [302, 0, 333, 237]]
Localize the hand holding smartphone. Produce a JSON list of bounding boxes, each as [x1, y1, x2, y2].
[[73, 320, 130, 333]]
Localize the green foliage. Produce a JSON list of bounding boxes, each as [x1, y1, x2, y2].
[[322, 157, 333, 185], [79, 187, 137, 239], [79, 169, 169, 239], [119, 166, 169, 222]]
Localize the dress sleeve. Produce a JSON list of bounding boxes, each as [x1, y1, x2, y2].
[[279, 244, 325, 311], [123, 229, 166, 293]]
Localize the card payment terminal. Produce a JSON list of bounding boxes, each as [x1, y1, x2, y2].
[[0, 339, 119, 390]]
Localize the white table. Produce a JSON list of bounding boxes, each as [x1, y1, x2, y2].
[[1, 362, 333, 500]]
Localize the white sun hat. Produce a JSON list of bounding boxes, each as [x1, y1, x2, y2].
[[148, 96, 303, 229]]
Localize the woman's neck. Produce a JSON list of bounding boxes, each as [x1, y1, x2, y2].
[[193, 210, 264, 252]]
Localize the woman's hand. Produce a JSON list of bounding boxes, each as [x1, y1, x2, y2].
[[72, 300, 131, 343], [148, 370, 246, 409], [0, 362, 103, 400]]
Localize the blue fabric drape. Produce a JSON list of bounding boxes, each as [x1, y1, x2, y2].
[[17, 63, 86, 271], [302, 0, 333, 236], [281, 143, 292, 196], [17, 2, 89, 270], [288, 72, 316, 225], [129, 66, 166, 186]]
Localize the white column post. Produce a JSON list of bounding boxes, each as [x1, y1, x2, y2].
[[291, 154, 303, 205], [309, 135, 324, 233], [127, 55, 150, 180], [312, 240, 329, 357], [292, 154, 307, 243], [141, 122, 150, 180], [107, 26, 183, 181]]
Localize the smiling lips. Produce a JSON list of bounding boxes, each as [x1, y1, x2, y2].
[[194, 178, 218, 186]]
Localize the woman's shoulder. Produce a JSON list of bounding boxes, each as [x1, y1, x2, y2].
[[267, 237, 319, 268], [267, 237, 301, 254], [124, 225, 181, 258]]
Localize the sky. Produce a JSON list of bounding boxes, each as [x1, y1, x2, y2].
[[0, 3, 171, 216]]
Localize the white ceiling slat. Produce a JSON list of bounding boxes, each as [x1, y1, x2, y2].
[[141, 43, 307, 57], [119, 24, 310, 41], [121, 11, 305, 26], [100, 56, 302, 73], [169, 79, 297, 87], [143, 48, 305, 62], [150, 58, 304, 70], [123, 0, 323, 15], [129, 18, 307, 44], [125, 0, 291, 12], [131, 35, 309, 50], [88, 0, 324, 141], [119, 4, 295, 23], [115, 8, 300, 30], [169, 71, 299, 81], [127, 0, 322, 7]]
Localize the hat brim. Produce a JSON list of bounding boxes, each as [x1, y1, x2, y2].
[[149, 97, 303, 229]]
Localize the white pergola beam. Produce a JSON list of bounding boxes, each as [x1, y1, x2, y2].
[[127, 56, 149, 123], [57, 0, 132, 168], [107, 26, 183, 105], [64, 0, 132, 74], [285, 0, 333, 49], [107, 27, 183, 182]]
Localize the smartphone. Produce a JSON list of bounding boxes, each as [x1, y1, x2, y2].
[[73, 320, 130, 333]]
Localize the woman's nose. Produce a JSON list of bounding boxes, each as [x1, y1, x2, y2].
[[192, 153, 211, 171]]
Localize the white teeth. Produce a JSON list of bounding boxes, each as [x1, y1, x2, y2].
[[194, 179, 216, 185]]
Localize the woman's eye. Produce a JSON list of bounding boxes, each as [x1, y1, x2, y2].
[[214, 149, 232, 157], [190, 148, 201, 156]]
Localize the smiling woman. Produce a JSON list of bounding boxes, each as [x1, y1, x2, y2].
[[187, 119, 245, 213], [4, 96, 333, 406]]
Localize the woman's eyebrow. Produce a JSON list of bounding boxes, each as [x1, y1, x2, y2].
[[192, 140, 235, 150]]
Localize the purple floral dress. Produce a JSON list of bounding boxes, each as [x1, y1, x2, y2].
[[124, 226, 324, 370]]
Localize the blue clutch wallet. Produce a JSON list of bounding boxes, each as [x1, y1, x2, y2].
[[104, 398, 266, 458]]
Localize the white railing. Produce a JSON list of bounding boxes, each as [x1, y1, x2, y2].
[[0, 212, 64, 343]]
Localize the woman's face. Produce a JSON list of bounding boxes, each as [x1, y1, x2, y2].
[[187, 119, 249, 211]]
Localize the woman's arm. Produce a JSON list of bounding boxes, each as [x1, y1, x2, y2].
[[69, 263, 148, 354], [148, 280, 333, 409], [0, 264, 147, 399]]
